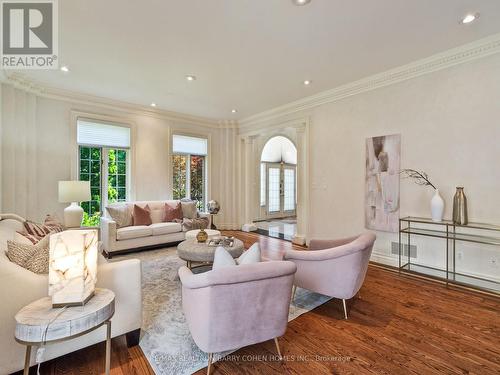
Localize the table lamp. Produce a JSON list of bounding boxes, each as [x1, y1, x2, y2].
[[49, 229, 98, 307], [58, 181, 91, 228]]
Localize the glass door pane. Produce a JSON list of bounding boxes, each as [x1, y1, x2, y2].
[[107, 149, 127, 203], [283, 167, 296, 212], [79, 146, 102, 226], [190, 155, 205, 210], [172, 155, 187, 200], [267, 166, 281, 213]]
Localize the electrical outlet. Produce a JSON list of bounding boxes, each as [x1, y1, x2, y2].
[[457, 251, 464, 260]]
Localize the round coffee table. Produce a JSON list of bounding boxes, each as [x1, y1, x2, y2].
[[177, 238, 244, 269]]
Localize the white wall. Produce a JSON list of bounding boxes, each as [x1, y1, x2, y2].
[[0, 85, 240, 229], [2, 50, 499, 279], [241, 53, 500, 280]]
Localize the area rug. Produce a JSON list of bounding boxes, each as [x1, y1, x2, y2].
[[117, 247, 331, 375]]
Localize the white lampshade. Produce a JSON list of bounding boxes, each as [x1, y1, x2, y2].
[[58, 181, 91, 203], [49, 230, 98, 307]]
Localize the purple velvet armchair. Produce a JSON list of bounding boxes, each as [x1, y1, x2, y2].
[[179, 261, 297, 374], [284, 232, 376, 319]]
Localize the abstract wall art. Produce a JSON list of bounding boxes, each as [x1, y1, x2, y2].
[[365, 134, 401, 232]]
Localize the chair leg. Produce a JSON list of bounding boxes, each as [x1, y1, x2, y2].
[[207, 353, 213, 375], [342, 299, 348, 320], [291, 285, 297, 302], [274, 337, 283, 360]]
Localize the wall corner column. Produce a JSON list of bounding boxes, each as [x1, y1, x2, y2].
[[293, 121, 309, 246]]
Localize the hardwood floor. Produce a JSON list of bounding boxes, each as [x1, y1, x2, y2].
[[18, 231, 500, 375]]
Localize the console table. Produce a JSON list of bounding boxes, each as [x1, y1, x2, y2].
[[399, 217, 500, 294]]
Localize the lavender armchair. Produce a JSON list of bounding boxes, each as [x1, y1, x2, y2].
[[284, 232, 376, 319], [179, 261, 297, 374]]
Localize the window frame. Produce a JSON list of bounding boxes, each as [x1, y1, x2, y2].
[[70, 111, 136, 202], [170, 131, 210, 210], [78, 146, 130, 215]]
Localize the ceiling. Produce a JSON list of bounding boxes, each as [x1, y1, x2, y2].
[[11, 0, 500, 120]]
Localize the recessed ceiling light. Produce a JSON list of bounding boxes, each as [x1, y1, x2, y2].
[[231, 109, 238, 113], [60, 66, 69, 72], [292, 0, 311, 5], [461, 13, 479, 24], [303, 80, 312, 86], [185, 75, 196, 81], [150, 102, 157, 107]]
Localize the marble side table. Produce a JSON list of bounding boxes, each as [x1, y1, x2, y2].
[[14, 288, 115, 375]]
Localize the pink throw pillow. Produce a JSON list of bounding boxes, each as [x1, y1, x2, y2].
[[132, 204, 152, 226], [163, 202, 183, 222]]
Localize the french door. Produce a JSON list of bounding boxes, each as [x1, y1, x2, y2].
[[266, 163, 296, 217], [79, 146, 129, 223]]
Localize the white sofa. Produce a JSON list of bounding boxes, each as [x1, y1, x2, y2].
[[0, 215, 142, 375], [101, 200, 210, 257]]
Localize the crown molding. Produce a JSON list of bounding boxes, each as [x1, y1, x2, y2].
[[4, 33, 500, 130], [218, 120, 239, 129], [240, 33, 500, 129], [2, 73, 221, 128]]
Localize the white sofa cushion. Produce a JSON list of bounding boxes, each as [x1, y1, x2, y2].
[[150, 222, 182, 236], [117, 225, 152, 240]]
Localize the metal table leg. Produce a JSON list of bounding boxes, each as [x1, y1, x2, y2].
[[105, 321, 111, 375], [23, 345, 31, 375]]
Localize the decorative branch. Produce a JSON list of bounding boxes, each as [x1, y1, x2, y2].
[[400, 169, 436, 190]]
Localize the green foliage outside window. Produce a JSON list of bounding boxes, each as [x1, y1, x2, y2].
[[82, 211, 101, 226], [80, 147, 127, 227], [80, 146, 102, 221], [190, 156, 205, 210], [172, 155, 187, 200], [108, 149, 126, 203], [172, 154, 205, 211]]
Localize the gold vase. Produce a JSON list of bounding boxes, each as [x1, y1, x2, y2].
[[196, 228, 208, 243], [452, 187, 468, 225]]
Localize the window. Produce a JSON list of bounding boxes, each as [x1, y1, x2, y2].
[[172, 134, 207, 210], [283, 168, 295, 211], [260, 163, 266, 207], [267, 167, 281, 213], [77, 119, 131, 226]]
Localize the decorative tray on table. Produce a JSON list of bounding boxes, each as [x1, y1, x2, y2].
[[207, 236, 235, 247]]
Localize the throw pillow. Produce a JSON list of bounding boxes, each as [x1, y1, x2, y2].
[[182, 217, 209, 231], [164, 202, 183, 222], [212, 243, 261, 270], [44, 214, 65, 232], [133, 204, 152, 226], [237, 243, 261, 265], [212, 246, 236, 270], [6, 235, 50, 274], [106, 205, 133, 228], [18, 215, 64, 244], [181, 200, 197, 219]]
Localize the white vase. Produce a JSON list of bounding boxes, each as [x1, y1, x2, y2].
[[431, 189, 444, 222]]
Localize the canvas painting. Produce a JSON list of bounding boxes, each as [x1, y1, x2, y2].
[[365, 134, 401, 232]]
